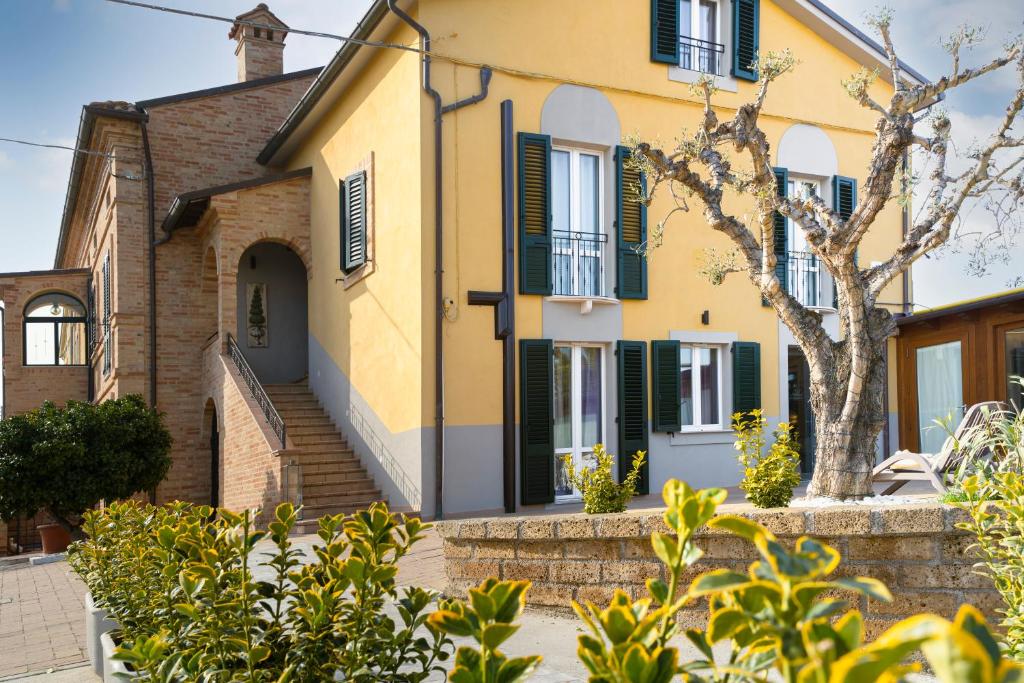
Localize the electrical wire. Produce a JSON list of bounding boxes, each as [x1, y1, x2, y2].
[[0, 136, 115, 159]]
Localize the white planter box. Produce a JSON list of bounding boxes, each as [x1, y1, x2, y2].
[[85, 592, 119, 677], [100, 631, 138, 681]]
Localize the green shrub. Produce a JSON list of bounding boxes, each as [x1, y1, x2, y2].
[[562, 444, 646, 514], [434, 478, 1024, 682], [0, 395, 172, 532], [732, 410, 802, 508], [69, 500, 453, 681]]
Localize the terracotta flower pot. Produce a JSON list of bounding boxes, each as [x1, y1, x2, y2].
[[37, 523, 71, 554]]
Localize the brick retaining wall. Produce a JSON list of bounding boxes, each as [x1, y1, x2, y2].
[[436, 502, 1000, 637]]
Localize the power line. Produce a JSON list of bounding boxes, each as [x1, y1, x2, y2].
[[0, 136, 115, 159]]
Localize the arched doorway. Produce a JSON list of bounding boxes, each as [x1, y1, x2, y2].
[[235, 242, 308, 384], [204, 399, 220, 508]]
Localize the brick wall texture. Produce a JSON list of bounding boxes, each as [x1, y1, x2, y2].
[[436, 502, 1000, 639]]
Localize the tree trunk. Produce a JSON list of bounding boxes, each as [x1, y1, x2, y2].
[[805, 314, 890, 499]]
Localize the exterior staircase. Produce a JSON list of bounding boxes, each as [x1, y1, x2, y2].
[[264, 382, 384, 531]]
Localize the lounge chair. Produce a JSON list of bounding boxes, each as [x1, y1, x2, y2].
[[872, 401, 1010, 495]]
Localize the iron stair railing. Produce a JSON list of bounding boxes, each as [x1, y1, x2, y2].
[[225, 333, 287, 448]]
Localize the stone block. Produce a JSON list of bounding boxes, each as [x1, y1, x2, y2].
[[527, 582, 574, 608], [810, 507, 872, 536], [458, 521, 487, 539], [576, 585, 617, 606], [899, 564, 991, 591], [868, 590, 961, 619], [595, 515, 643, 538], [551, 560, 601, 584], [521, 519, 556, 539], [564, 540, 619, 560], [876, 505, 945, 535], [501, 560, 549, 582], [486, 519, 519, 539], [557, 517, 596, 539], [943, 505, 972, 531], [450, 560, 500, 580], [517, 540, 559, 560], [601, 560, 662, 586], [640, 513, 671, 536], [941, 534, 978, 563], [442, 540, 472, 559], [474, 540, 516, 559], [699, 536, 754, 560], [622, 539, 654, 560], [846, 536, 936, 562], [754, 509, 807, 536]]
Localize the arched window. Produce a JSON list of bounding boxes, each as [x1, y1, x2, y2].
[[23, 293, 88, 366]]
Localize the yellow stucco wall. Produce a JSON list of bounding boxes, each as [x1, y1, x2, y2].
[[292, 0, 906, 439], [287, 20, 427, 434]]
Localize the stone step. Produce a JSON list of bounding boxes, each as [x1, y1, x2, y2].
[[289, 424, 343, 437], [291, 442, 352, 456], [287, 415, 336, 428], [303, 467, 371, 485], [277, 407, 328, 418], [303, 479, 378, 498], [265, 383, 310, 394], [299, 499, 385, 519], [291, 434, 348, 448]]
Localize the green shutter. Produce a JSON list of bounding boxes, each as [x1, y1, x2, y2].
[[832, 175, 857, 220], [765, 166, 788, 306], [731, 0, 760, 81], [341, 170, 367, 273], [651, 340, 681, 433], [732, 341, 761, 414], [650, 0, 680, 64], [615, 146, 648, 300], [520, 339, 554, 505], [617, 340, 649, 495], [518, 133, 553, 295]]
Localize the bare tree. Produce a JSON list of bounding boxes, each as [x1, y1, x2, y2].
[[633, 13, 1024, 498]]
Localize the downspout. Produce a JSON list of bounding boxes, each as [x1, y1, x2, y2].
[[138, 107, 158, 505], [387, 0, 491, 520]]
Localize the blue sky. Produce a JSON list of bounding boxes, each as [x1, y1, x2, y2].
[[0, 0, 1020, 308]]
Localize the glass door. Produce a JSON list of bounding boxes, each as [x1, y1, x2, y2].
[[553, 344, 605, 500], [1004, 326, 1024, 410], [915, 340, 964, 454]]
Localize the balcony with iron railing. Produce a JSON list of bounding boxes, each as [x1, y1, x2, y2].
[[552, 230, 608, 298], [679, 36, 725, 76], [786, 251, 837, 309]]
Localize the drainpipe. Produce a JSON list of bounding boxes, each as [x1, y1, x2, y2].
[[387, 0, 491, 520], [137, 107, 158, 505]]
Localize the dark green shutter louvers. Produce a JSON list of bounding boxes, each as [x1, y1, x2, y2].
[[731, 0, 760, 81], [102, 252, 111, 376], [832, 175, 858, 307], [650, 0, 680, 64], [616, 146, 648, 299], [341, 171, 367, 273], [765, 166, 788, 306], [617, 340, 650, 495], [87, 285, 97, 349], [651, 340, 681, 433], [518, 133, 553, 295], [732, 341, 762, 414], [520, 339, 554, 505]]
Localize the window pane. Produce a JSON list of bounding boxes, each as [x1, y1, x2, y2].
[[551, 150, 571, 232], [679, 0, 692, 36], [580, 347, 602, 447], [680, 347, 694, 426], [555, 454, 573, 498], [58, 322, 87, 365], [26, 294, 86, 318], [579, 153, 600, 234], [699, 347, 719, 425], [25, 322, 56, 365], [916, 341, 963, 454], [700, 0, 716, 41], [1006, 328, 1024, 410], [553, 346, 572, 450]]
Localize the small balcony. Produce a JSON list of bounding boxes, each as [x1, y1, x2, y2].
[[787, 251, 827, 308], [679, 36, 725, 76], [553, 230, 607, 298]]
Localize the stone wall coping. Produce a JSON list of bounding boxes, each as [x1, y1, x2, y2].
[[435, 499, 969, 541]]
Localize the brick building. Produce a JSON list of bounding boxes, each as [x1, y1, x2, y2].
[[1, 5, 381, 552]]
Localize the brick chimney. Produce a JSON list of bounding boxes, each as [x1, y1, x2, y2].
[[229, 4, 289, 82]]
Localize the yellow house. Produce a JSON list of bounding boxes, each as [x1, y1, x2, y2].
[[256, 0, 922, 519]]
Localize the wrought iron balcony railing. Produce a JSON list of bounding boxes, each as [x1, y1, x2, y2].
[[680, 36, 725, 76], [787, 251, 822, 308], [553, 230, 608, 297], [226, 333, 287, 448]]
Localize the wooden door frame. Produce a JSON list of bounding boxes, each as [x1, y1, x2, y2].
[[993, 316, 1024, 404]]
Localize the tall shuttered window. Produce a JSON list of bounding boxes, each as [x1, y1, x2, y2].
[[617, 341, 649, 495], [615, 146, 648, 299], [341, 170, 367, 273], [679, 344, 724, 431], [102, 251, 111, 376], [732, 341, 761, 414], [520, 339, 555, 505], [553, 344, 606, 500], [731, 0, 759, 81], [518, 133, 553, 295]]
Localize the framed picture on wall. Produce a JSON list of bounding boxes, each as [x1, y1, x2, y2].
[[246, 282, 268, 348]]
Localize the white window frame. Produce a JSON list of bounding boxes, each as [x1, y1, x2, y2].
[[554, 342, 607, 502], [551, 145, 606, 298], [679, 343, 725, 433], [679, 0, 722, 75]]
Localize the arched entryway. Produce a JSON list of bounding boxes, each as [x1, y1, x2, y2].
[[235, 242, 308, 384], [203, 399, 220, 508]]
